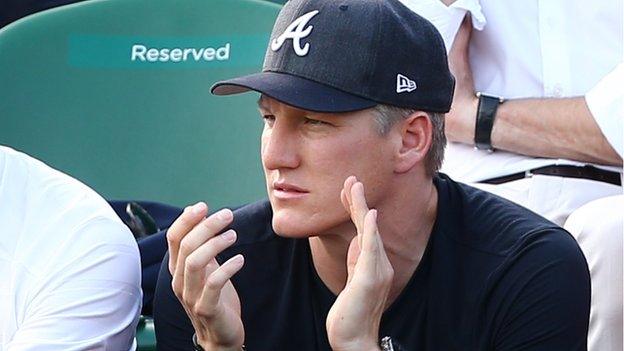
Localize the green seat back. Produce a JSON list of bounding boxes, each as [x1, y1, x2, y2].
[[0, 0, 280, 208], [136, 315, 156, 351]]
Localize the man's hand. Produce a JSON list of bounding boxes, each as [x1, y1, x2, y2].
[[326, 176, 394, 351], [445, 15, 478, 144], [167, 202, 245, 351]]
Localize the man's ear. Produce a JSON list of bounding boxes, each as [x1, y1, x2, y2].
[[394, 111, 433, 173]]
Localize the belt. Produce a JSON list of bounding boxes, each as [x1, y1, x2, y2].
[[480, 165, 622, 186]]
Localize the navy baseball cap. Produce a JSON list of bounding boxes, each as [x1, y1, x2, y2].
[[211, 0, 454, 113]]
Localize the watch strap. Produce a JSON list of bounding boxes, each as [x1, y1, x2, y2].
[[474, 92, 504, 151]]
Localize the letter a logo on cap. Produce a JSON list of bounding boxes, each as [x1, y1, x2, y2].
[[396, 74, 417, 93], [271, 10, 319, 57]]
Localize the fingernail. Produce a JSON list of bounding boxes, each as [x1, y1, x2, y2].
[[192, 202, 206, 214], [216, 208, 233, 221], [232, 254, 244, 265], [222, 230, 236, 242]]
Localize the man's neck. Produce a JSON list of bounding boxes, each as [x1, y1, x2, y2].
[[308, 179, 438, 306]]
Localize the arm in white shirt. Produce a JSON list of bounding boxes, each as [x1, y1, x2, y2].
[[444, 15, 622, 166], [6, 219, 142, 351], [491, 97, 621, 166]]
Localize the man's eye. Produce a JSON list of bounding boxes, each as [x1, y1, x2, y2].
[[304, 118, 329, 126], [262, 115, 275, 125]]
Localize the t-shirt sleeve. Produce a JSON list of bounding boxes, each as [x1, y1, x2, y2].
[[490, 229, 590, 351], [153, 251, 196, 351], [585, 63, 624, 158]]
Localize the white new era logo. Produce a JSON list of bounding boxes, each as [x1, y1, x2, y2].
[[396, 74, 417, 93], [271, 10, 319, 57]]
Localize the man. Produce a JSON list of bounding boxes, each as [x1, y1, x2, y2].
[[0, 146, 142, 350], [401, 1, 622, 349], [153, 0, 590, 349]]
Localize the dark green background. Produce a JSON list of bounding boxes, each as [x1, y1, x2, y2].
[[1, 0, 282, 208]]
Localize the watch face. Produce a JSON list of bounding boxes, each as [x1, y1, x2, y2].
[[380, 336, 395, 351], [191, 333, 205, 351]]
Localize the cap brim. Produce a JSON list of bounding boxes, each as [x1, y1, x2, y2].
[[210, 71, 376, 113]]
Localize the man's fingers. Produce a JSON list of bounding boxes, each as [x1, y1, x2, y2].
[[350, 182, 370, 219], [182, 230, 238, 304], [356, 209, 387, 273], [342, 176, 356, 210], [361, 209, 378, 255], [198, 254, 245, 314], [341, 176, 372, 248], [207, 254, 245, 290], [340, 188, 349, 213], [345, 236, 360, 286], [173, 209, 234, 293], [176, 208, 233, 267], [350, 181, 370, 245], [342, 176, 359, 230], [167, 202, 208, 273], [351, 209, 394, 290]]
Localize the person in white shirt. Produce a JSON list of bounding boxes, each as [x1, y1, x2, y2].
[[401, 1, 623, 350], [0, 146, 142, 350]]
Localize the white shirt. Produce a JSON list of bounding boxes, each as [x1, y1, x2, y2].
[[402, 0, 623, 181], [0, 146, 142, 350]]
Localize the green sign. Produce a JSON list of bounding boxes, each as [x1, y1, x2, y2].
[[68, 34, 269, 68]]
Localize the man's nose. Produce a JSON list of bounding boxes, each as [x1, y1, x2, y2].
[[261, 122, 300, 170]]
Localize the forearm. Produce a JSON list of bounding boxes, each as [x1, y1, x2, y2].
[[491, 96, 622, 166]]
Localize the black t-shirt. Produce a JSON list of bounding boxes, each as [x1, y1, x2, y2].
[[154, 174, 590, 350]]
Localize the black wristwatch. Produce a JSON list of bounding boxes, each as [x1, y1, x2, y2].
[[191, 333, 204, 351], [380, 336, 407, 351], [474, 92, 504, 152]]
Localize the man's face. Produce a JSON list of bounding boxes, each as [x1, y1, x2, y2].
[[258, 96, 396, 238]]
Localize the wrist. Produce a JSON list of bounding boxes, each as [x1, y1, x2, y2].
[[332, 342, 381, 351], [445, 94, 479, 144], [460, 95, 479, 144], [468, 94, 479, 141], [330, 334, 381, 351], [192, 333, 244, 351]]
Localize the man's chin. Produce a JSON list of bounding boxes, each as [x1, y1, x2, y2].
[[270, 207, 348, 239], [270, 206, 325, 238], [271, 216, 312, 238]]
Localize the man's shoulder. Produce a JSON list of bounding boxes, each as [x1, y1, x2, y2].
[[435, 174, 573, 258], [431, 176, 590, 332]]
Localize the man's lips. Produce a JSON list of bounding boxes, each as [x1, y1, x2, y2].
[[272, 181, 309, 193], [272, 181, 309, 198]]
